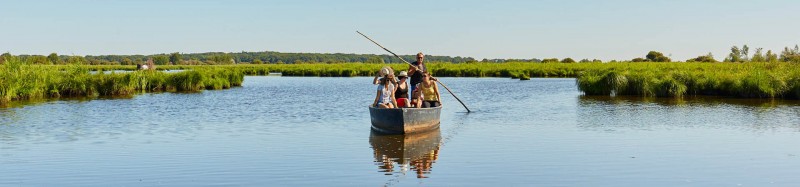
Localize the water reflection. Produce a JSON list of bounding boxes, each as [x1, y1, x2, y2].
[[370, 128, 441, 178]]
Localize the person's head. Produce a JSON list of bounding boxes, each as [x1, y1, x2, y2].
[[398, 71, 408, 81], [416, 52, 424, 62]]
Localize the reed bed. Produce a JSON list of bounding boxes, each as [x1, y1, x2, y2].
[[575, 62, 800, 99], [0, 58, 243, 104]]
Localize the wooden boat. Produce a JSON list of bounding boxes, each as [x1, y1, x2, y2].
[[368, 106, 441, 134]]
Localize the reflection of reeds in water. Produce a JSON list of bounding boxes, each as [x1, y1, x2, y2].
[[370, 128, 441, 178]]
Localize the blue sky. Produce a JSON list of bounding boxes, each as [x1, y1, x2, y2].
[[1, 0, 799, 61]]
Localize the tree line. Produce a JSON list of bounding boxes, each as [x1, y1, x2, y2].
[[2, 44, 800, 65], [0, 51, 480, 65]]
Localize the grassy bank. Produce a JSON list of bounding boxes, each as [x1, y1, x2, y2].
[[576, 62, 800, 99], [0, 58, 244, 104]]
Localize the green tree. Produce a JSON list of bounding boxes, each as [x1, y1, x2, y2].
[[561, 58, 576, 63], [48, 53, 61, 64], [645, 51, 670, 62], [66, 56, 86, 64], [121, 57, 133, 65], [27, 55, 49, 64], [365, 56, 384, 64], [152, 55, 170, 65], [781, 45, 800, 63], [253, 59, 264, 64], [687, 53, 717, 62], [631, 57, 647, 62], [541, 58, 559, 63], [169, 52, 182, 65], [750, 48, 764, 62], [725, 46, 742, 62], [0, 52, 12, 64], [742, 45, 750, 61], [766, 50, 778, 62]]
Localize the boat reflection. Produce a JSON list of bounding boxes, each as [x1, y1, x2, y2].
[[370, 128, 441, 178]]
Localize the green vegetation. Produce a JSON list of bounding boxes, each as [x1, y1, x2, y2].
[[576, 62, 800, 99], [0, 57, 243, 105]]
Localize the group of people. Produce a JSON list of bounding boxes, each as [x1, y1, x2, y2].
[[372, 52, 442, 109]]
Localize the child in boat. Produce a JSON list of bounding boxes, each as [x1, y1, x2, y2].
[[409, 86, 422, 108]]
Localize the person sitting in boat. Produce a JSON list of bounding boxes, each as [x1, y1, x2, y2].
[[395, 71, 410, 107], [372, 73, 398, 108], [409, 87, 423, 108], [418, 73, 441, 108]]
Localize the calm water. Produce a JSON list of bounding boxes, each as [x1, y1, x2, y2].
[[2, 76, 800, 186]]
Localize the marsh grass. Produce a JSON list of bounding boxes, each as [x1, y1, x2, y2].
[[0, 58, 243, 104], [576, 62, 800, 99]]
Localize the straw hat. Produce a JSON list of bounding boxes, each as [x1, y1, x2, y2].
[[398, 71, 408, 77]]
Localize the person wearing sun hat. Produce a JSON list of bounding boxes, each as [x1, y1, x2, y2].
[[373, 66, 393, 85], [394, 71, 411, 107]]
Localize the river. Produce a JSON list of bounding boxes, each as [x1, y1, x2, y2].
[[2, 76, 800, 186]]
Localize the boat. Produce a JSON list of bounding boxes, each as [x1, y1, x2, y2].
[[370, 128, 441, 178], [368, 106, 441, 134]]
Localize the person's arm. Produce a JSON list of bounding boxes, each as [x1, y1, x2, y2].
[[434, 84, 442, 105], [391, 86, 398, 107], [373, 89, 381, 107], [372, 74, 380, 85], [408, 64, 416, 76]]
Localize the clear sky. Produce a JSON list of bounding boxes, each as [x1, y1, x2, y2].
[[1, 0, 799, 61]]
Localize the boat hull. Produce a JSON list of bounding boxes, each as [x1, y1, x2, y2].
[[369, 106, 441, 134]]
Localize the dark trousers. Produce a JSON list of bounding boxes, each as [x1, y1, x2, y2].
[[423, 101, 440, 108]]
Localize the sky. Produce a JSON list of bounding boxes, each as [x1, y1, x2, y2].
[[1, 0, 799, 61]]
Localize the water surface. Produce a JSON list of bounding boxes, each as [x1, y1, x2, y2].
[[2, 77, 800, 186]]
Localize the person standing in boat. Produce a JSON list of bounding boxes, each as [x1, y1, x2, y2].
[[407, 52, 427, 93], [395, 71, 410, 107], [372, 72, 398, 108], [418, 73, 441, 108]]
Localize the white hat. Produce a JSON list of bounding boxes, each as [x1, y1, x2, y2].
[[398, 71, 408, 77], [379, 66, 392, 77]]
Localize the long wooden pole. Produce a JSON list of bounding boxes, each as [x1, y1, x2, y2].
[[357, 31, 471, 113]]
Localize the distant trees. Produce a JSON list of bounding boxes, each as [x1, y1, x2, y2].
[[169, 52, 182, 65], [66, 56, 86, 64], [630, 51, 670, 62], [780, 45, 800, 63], [541, 58, 559, 63], [210, 54, 234, 64], [750, 48, 765, 62], [152, 55, 169, 65], [48, 53, 61, 64], [646, 51, 671, 62], [687, 53, 717, 62], [725, 45, 745, 62], [766, 50, 778, 62], [365, 56, 384, 64], [0, 52, 11, 64], [27, 55, 49, 64], [560, 58, 576, 63]]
